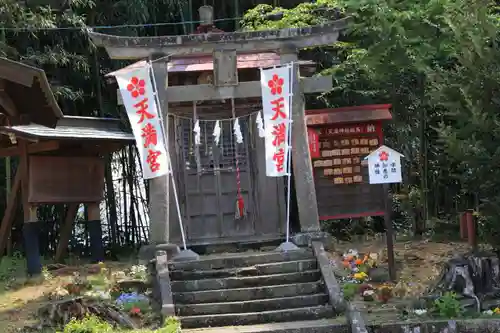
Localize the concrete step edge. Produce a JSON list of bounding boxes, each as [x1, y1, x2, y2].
[[182, 319, 345, 333], [176, 293, 329, 316], [180, 305, 335, 329], [170, 259, 318, 280], [171, 270, 321, 292], [169, 250, 314, 271], [173, 281, 323, 296], [173, 281, 324, 304]]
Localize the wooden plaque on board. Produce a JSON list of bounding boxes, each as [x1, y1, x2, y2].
[[309, 121, 386, 220]]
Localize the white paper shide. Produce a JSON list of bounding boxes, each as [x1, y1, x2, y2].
[[115, 65, 169, 179], [365, 145, 403, 184], [260, 65, 292, 177]]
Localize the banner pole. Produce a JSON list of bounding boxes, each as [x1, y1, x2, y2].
[[276, 62, 300, 252]]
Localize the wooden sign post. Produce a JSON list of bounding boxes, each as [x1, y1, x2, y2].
[[305, 105, 392, 220], [365, 145, 404, 281]]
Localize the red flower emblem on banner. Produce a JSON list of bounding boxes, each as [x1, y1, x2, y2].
[[379, 151, 389, 161], [127, 77, 146, 98], [268, 74, 284, 95]]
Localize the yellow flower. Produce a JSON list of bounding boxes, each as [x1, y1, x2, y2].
[[353, 272, 368, 280], [494, 307, 500, 314]]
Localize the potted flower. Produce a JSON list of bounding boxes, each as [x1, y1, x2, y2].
[[353, 272, 368, 282], [358, 284, 375, 301], [377, 284, 393, 303]]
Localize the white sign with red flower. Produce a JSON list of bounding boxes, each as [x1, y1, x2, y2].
[[260, 65, 292, 177], [114, 65, 169, 179], [365, 145, 404, 184]]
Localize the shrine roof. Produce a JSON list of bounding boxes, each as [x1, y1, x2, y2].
[[106, 53, 314, 76], [305, 104, 393, 125], [0, 116, 134, 142], [88, 18, 349, 59], [0, 57, 63, 128]]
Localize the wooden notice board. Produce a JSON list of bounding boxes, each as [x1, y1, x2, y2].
[[28, 156, 105, 204], [306, 105, 392, 220]]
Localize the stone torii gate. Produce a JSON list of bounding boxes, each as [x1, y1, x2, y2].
[[89, 6, 348, 253]]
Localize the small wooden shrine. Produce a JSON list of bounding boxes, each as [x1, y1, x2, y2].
[[106, 6, 337, 247], [0, 57, 134, 274]]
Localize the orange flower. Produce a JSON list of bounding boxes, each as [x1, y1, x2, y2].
[[343, 261, 350, 267], [355, 259, 363, 265], [346, 255, 354, 261]]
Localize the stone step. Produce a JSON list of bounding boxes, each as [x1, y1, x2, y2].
[[171, 270, 321, 292], [176, 293, 329, 316], [180, 305, 335, 329], [169, 250, 314, 272], [173, 281, 323, 304], [182, 319, 345, 333], [170, 259, 317, 281]]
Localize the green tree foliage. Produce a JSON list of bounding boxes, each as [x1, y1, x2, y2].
[[242, 0, 500, 241]]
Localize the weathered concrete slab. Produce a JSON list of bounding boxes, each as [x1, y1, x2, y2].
[[292, 232, 331, 247], [312, 241, 345, 313], [177, 293, 329, 316], [154, 251, 175, 317], [180, 305, 335, 329], [182, 318, 500, 333], [168, 250, 314, 272], [173, 281, 323, 304], [346, 302, 368, 333], [182, 319, 345, 333], [171, 270, 321, 292], [170, 259, 318, 280]]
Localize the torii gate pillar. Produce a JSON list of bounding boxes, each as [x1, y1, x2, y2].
[[89, 7, 348, 248], [280, 51, 321, 235]]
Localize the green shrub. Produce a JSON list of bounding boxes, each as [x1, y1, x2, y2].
[[157, 317, 181, 333], [342, 283, 359, 301], [432, 292, 463, 318], [60, 315, 113, 333]]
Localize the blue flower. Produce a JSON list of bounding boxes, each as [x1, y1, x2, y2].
[[115, 292, 149, 306]]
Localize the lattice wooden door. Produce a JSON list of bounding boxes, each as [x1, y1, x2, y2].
[[177, 117, 256, 243]]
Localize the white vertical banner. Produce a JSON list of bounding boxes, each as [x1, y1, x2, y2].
[[115, 66, 169, 179], [260, 65, 292, 177]]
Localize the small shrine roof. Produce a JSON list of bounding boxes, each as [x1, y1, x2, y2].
[[106, 53, 314, 76], [0, 116, 134, 142], [0, 57, 63, 128], [305, 104, 393, 125]]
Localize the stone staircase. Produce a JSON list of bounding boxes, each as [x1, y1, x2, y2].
[[168, 249, 345, 332]]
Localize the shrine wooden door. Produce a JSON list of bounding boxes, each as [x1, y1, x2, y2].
[[176, 117, 256, 244]]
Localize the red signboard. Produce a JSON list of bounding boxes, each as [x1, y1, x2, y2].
[[306, 105, 392, 221], [308, 128, 320, 158]]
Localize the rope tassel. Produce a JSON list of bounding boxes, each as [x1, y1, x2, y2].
[[232, 100, 246, 220]]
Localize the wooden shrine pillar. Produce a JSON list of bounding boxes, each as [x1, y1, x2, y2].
[[280, 51, 321, 233], [17, 140, 42, 275], [87, 202, 105, 262]]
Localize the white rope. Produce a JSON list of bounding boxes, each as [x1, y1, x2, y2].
[[168, 110, 261, 121], [148, 61, 188, 251]]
